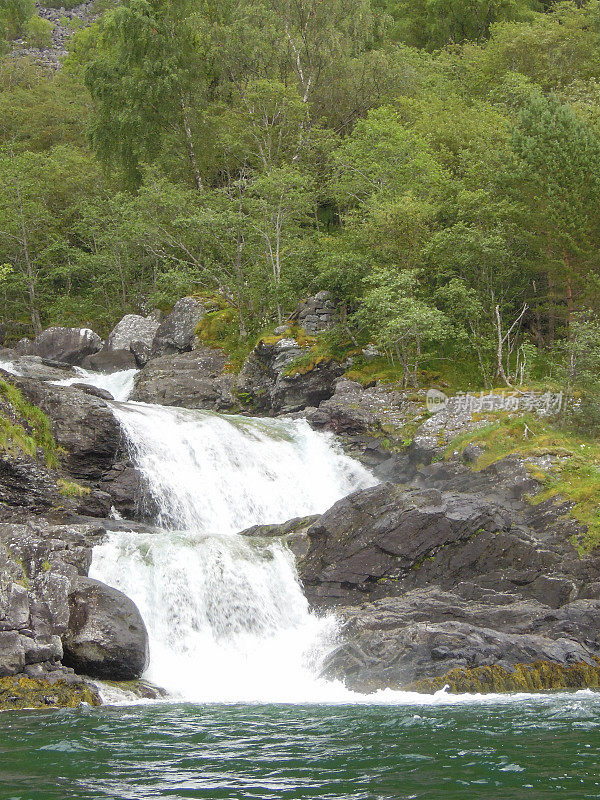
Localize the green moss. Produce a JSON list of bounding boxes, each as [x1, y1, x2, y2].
[[445, 413, 600, 552], [0, 381, 59, 469], [407, 659, 600, 694], [57, 478, 91, 498], [41, 560, 51, 572], [0, 676, 101, 710]]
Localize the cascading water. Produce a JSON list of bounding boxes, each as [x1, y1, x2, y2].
[[51, 367, 138, 402], [91, 401, 377, 703]]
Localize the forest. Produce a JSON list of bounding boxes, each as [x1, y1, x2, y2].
[[1, 0, 600, 422]]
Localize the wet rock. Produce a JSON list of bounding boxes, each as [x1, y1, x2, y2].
[[81, 349, 137, 373], [14, 379, 121, 480], [63, 577, 149, 680], [28, 327, 102, 366], [0, 451, 59, 516], [131, 348, 236, 411], [99, 462, 155, 520], [0, 355, 76, 381], [151, 297, 206, 356], [240, 515, 319, 560]]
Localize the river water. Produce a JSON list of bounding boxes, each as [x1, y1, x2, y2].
[[1, 364, 599, 798]]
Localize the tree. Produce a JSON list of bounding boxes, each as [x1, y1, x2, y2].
[[357, 268, 451, 386], [80, 0, 207, 188]]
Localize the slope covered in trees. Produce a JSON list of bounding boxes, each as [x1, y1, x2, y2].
[[1, 0, 600, 423]]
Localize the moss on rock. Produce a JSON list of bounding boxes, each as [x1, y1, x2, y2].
[[0, 676, 101, 710], [406, 659, 600, 694]]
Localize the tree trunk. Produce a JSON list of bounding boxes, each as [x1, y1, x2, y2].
[[180, 97, 203, 191]]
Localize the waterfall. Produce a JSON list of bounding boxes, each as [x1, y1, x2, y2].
[[51, 367, 138, 402], [91, 401, 377, 702]]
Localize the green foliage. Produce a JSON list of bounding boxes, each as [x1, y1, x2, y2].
[[57, 478, 91, 497], [0, 380, 59, 468], [23, 15, 53, 48]]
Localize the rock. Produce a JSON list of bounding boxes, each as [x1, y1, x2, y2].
[[131, 349, 237, 410], [300, 485, 512, 606], [99, 462, 155, 520], [0, 673, 101, 709], [237, 337, 343, 414], [288, 291, 338, 334], [0, 355, 76, 381], [239, 515, 319, 560], [308, 378, 425, 440], [0, 451, 59, 517], [106, 314, 161, 353], [14, 378, 121, 480], [151, 297, 206, 356], [29, 327, 102, 366], [130, 340, 152, 367], [81, 349, 137, 373], [324, 591, 600, 693], [63, 577, 149, 680]]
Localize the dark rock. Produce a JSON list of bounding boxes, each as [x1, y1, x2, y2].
[[14, 379, 121, 480], [151, 297, 206, 356], [0, 451, 59, 516], [29, 327, 102, 366], [131, 348, 236, 410], [99, 462, 155, 520], [300, 484, 511, 606], [63, 577, 149, 680], [69, 383, 114, 401], [81, 349, 137, 373], [130, 340, 152, 367], [238, 338, 343, 414]]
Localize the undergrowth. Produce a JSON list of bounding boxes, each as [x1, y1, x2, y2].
[[0, 381, 58, 468]]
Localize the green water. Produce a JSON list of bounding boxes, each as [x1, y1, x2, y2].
[[1, 695, 600, 800]]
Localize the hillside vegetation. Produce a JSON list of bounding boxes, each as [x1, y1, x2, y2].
[[1, 0, 600, 430]]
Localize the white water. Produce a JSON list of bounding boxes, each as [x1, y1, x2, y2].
[[91, 402, 378, 703], [51, 367, 137, 401]]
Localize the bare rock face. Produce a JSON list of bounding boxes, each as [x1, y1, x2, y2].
[[131, 348, 237, 410], [28, 327, 102, 366], [151, 297, 206, 356], [63, 577, 149, 680]]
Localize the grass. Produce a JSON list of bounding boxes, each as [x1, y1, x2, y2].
[[445, 413, 600, 552], [0, 380, 59, 468], [57, 478, 91, 498]]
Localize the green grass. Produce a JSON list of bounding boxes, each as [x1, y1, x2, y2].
[[445, 413, 600, 552], [57, 478, 91, 498], [0, 380, 59, 468]]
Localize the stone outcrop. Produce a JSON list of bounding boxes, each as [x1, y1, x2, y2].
[[0, 355, 76, 382], [83, 312, 163, 372], [131, 348, 237, 410], [63, 577, 149, 680], [288, 291, 338, 334], [286, 470, 600, 693], [26, 327, 102, 366], [151, 297, 206, 357], [237, 337, 344, 414]]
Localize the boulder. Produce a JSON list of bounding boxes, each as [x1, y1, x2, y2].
[[29, 327, 102, 366], [14, 378, 122, 479], [239, 515, 319, 560], [63, 577, 149, 680], [151, 297, 206, 356], [131, 348, 236, 410], [81, 349, 137, 373], [0, 355, 76, 381], [106, 314, 161, 353], [237, 337, 344, 414]]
